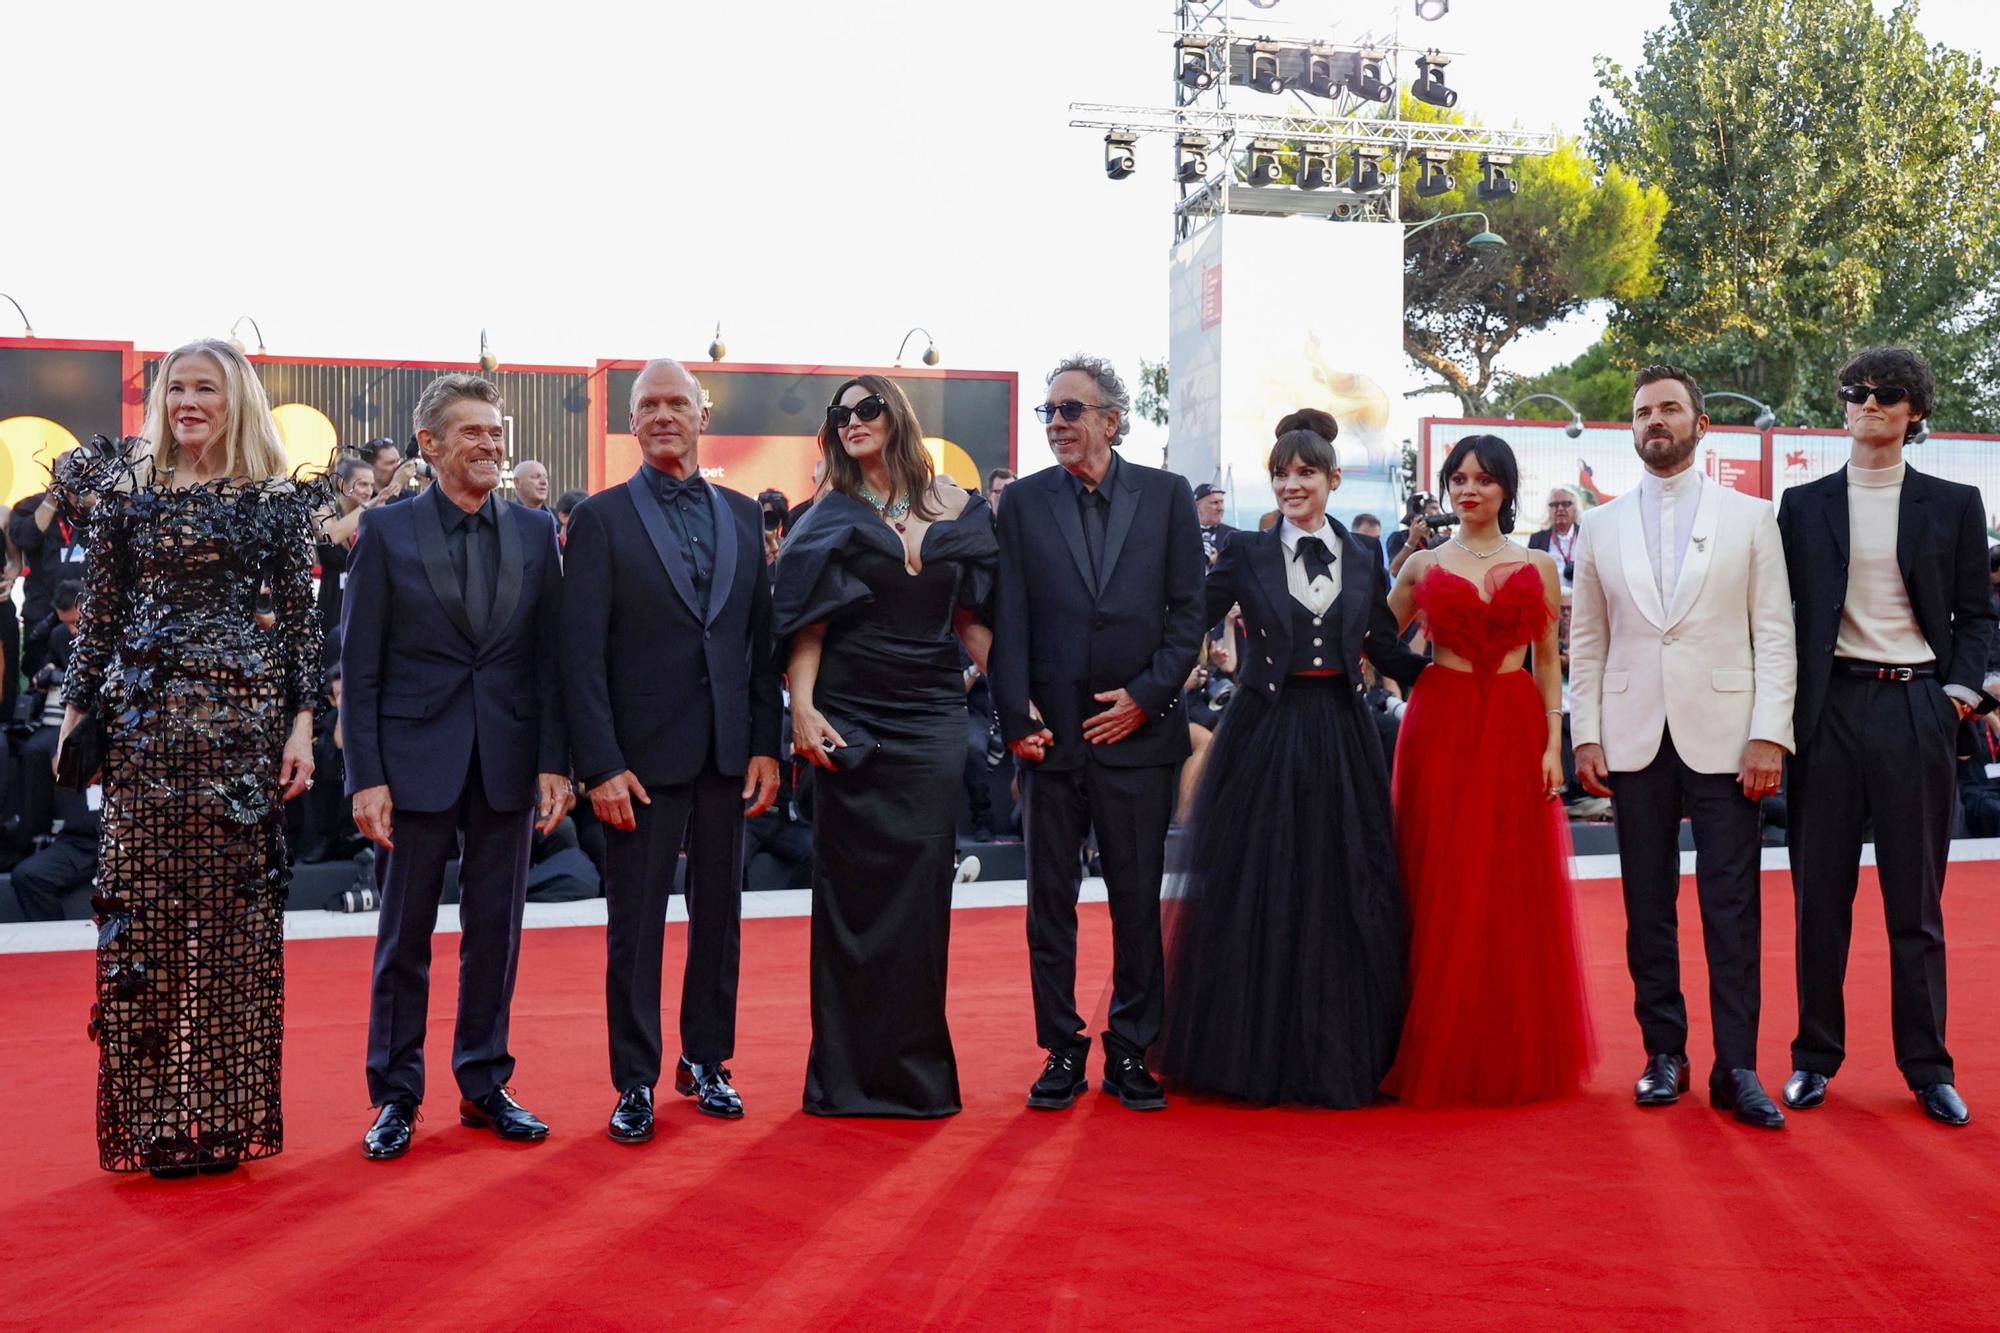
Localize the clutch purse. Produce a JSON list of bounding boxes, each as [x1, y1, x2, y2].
[[56, 707, 106, 792], [816, 715, 882, 772]]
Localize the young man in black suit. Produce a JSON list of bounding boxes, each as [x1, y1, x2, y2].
[[562, 359, 782, 1141], [343, 373, 573, 1160], [1777, 347, 1992, 1127], [990, 354, 1206, 1112]]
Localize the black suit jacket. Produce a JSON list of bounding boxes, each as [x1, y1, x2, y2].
[[341, 486, 567, 813], [1777, 462, 1995, 747], [990, 458, 1206, 771], [1208, 524, 1427, 701], [561, 469, 781, 788]]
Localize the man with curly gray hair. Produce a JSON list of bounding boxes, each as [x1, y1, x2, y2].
[[990, 353, 1207, 1113]]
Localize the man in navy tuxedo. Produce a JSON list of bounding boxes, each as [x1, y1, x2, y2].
[[990, 353, 1206, 1113], [562, 359, 782, 1142], [343, 373, 573, 1160]]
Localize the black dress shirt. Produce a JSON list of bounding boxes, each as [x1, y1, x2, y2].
[[1067, 450, 1121, 587], [437, 490, 501, 637], [650, 467, 716, 613]]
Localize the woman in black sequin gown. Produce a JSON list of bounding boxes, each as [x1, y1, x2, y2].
[[60, 339, 323, 1176], [775, 376, 996, 1117]]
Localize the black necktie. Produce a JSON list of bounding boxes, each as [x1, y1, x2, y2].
[[1295, 535, 1334, 584], [1081, 488, 1109, 586], [464, 509, 493, 640]]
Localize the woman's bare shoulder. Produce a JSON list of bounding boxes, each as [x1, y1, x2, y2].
[[932, 479, 972, 520]]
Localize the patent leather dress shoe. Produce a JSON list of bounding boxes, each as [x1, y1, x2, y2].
[[1634, 1053, 1690, 1107], [1709, 1069, 1785, 1129], [1916, 1083, 1971, 1127], [1783, 1070, 1829, 1110], [1102, 1053, 1168, 1111], [363, 1100, 417, 1161], [675, 1058, 744, 1119], [1026, 1048, 1090, 1110], [607, 1086, 655, 1143], [459, 1087, 550, 1141]]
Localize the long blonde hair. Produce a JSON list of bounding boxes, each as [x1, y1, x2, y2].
[[136, 339, 291, 483]]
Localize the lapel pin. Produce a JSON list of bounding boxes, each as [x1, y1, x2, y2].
[[1691, 535, 1707, 552]]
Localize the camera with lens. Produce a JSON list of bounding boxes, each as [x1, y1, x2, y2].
[[757, 489, 789, 532], [1404, 492, 1460, 539]]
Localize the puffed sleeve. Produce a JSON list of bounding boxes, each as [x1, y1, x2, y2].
[[937, 492, 997, 620], [269, 485, 326, 716], [56, 436, 138, 716], [772, 496, 878, 636]]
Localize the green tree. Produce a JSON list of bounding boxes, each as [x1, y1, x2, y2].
[[1136, 356, 1169, 428], [1589, 0, 2000, 430], [1493, 338, 1638, 425], [1402, 95, 1668, 414]]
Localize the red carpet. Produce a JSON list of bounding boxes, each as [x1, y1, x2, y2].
[[3, 867, 1999, 1328]]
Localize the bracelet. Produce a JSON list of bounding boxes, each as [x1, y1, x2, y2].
[[1545, 709, 1564, 717]]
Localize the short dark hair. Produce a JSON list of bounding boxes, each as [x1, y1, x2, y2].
[[555, 488, 588, 517], [1269, 428, 1339, 476], [985, 467, 1015, 491], [1634, 364, 1705, 419], [1274, 407, 1339, 442], [1987, 544, 2000, 574], [1439, 433, 1521, 535], [1839, 346, 1935, 441], [1353, 513, 1382, 529], [54, 579, 85, 613]]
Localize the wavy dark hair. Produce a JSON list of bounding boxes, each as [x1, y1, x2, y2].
[[818, 374, 939, 521], [1438, 433, 1520, 534], [1839, 345, 1935, 442]]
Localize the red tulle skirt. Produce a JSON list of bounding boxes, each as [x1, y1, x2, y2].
[[1383, 665, 1594, 1106]]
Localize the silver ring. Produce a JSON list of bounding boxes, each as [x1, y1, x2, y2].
[[304, 778, 315, 790], [820, 737, 836, 751]]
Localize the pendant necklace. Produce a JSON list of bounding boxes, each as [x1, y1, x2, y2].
[[1449, 533, 1510, 559], [859, 482, 912, 532]]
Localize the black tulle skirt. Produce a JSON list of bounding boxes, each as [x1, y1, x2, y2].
[[1158, 677, 1406, 1108]]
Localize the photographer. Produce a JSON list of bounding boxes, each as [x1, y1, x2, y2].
[[11, 456, 93, 679], [17, 579, 84, 842], [1387, 492, 1454, 576], [758, 488, 789, 566], [360, 435, 430, 505], [1527, 486, 1580, 588], [315, 457, 376, 654]]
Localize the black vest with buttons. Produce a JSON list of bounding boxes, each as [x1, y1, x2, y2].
[[1286, 593, 1338, 675]]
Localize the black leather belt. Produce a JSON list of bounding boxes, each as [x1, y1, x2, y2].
[[1836, 659, 1936, 682]]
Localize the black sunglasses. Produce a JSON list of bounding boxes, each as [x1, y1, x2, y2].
[[1837, 383, 1911, 407], [1034, 399, 1117, 425], [826, 395, 887, 431]]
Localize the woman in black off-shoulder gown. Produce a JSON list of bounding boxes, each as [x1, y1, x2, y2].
[[774, 376, 996, 1117]]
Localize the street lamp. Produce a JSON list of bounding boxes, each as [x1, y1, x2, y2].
[[895, 327, 941, 367], [229, 315, 267, 355], [0, 293, 32, 337], [708, 323, 727, 362], [478, 328, 499, 374], [1705, 390, 1777, 429], [1506, 392, 1585, 439], [1403, 210, 1507, 255]]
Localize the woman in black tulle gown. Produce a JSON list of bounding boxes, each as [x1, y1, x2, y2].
[[775, 376, 995, 1117], [1159, 425, 1423, 1107]]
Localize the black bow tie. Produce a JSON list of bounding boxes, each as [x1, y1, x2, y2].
[[1295, 535, 1335, 583], [656, 473, 705, 502]]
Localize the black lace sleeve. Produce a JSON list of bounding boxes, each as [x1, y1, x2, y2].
[[56, 436, 138, 716], [270, 487, 325, 717]]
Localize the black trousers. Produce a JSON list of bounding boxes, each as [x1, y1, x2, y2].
[[1024, 760, 1177, 1058], [365, 758, 534, 1106], [1790, 672, 1956, 1088], [604, 762, 744, 1091], [1606, 725, 1763, 1073], [10, 831, 98, 920]]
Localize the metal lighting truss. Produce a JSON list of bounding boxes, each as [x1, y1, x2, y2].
[[1072, 1, 1557, 241]]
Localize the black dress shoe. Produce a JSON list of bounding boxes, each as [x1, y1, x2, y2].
[[1634, 1053, 1690, 1107], [1782, 1070, 1829, 1110], [1101, 1053, 1168, 1111], [1709, 1069, 1785, 1129], [363, 1100, 417, 1160], [1916, 1083, 1971, 1127], [674, 1060, 743, 1119], [458, 1087, 549, 1141], [1026, 1048, 1090, 1110], [607, 1086, 655, 1143]]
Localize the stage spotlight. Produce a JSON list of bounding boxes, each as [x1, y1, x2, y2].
[[1247, 139, 1283, 186], [1105, 131, 1138, 180], [1248, 43, 1286, 95], [1176, 134, 1212, 183], [1177, 40, 1214, 91], [1343, 149, 1385, 193], [1414, 52, 1457, 109], [1350, 50, 1393, 103], [1415, 151, 1455, 197], [1298, 148, 1334, 190], [1303, 47, 1344, 99], [1415, 0, 1450, 18], [1477, 153, 1518, 201]]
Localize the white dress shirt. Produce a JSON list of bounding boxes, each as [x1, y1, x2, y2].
[[1278, 516, 1340, 617], [1638, 467, 1703, 604]]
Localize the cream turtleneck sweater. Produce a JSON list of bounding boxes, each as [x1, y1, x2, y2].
[[1835, 460, 1929, 664]]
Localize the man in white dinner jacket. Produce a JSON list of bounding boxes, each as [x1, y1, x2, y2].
[[1569, 364, 1798, 1130]]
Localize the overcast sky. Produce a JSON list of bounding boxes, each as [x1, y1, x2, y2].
[[4, 0, 1989, 471]]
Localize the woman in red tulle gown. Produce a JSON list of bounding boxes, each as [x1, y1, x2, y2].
[[1383, 433, 1594, 1106]]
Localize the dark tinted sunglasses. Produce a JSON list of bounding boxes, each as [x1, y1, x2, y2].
[[826, 395, 887, 431], [1034, 399, 1115, 425], [1837, 383, 1911, 407]]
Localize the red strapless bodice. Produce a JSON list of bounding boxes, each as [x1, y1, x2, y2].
[[1413, 563, 1552, 679]]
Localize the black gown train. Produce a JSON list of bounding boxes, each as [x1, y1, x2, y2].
[[774, 491, 996, 1117]]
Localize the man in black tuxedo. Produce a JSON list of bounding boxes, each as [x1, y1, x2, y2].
[[1777, 347, 1991, 1127], [991, 354, 1206, 1112], [562, 358, 782, 1141], [343, 373, 573, 1160]]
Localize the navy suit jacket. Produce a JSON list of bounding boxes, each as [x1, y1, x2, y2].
[[340, 485, 567, 813], [990, 458, 1206, 771], [560, 469, 781, 788]]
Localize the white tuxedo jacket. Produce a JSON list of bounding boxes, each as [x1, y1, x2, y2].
[[1569, 478, 1797, 774]]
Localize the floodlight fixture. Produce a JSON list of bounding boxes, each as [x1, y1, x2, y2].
[[1, 293, 33, 338], [1105, 130, 1138, 180], [1413, 52, 1457, 109], [1303, 47, 1345, 99], [1248, 43, 1286, 95], [1177, 39, 1215, 91], [1246, 139, 1284, 186], [1415, 0, 1450, 19], [1350, 50, 1394, 103], [1343, 149, 1386, 193], [895, 327, 941, 367], [478, 327, 499, 374], [1298, 147, 1335, 190], [1506, 394, 1586, 439], [708, 323, 726, 363], [229, 315, 267, 355], [1707, 390, 1779, 430], [1176, 134, 1213, 183], [1415, 151, 1455, 197], [1477, 153, 1518, 201]]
